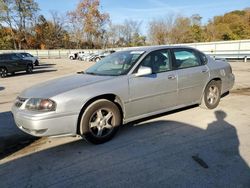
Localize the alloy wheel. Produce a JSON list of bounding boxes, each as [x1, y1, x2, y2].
[[89, 108, 114, 138], [0, 68, 7, 78], [207, 85, 219, 105]]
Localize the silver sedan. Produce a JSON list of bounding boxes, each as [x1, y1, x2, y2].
[[12, 46, 235, 144]]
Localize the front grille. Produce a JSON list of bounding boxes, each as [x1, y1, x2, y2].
[[15, 97, 27, 108]]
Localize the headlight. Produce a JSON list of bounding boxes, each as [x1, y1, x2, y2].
[[25, 98, 56, 112]]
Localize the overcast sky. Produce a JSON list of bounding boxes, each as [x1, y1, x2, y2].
[[36, 0, 250, 33]]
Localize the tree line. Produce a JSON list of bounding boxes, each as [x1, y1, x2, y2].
[[0, 0, 250, 50]]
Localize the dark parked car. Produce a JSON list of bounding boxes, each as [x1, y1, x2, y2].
[[20, 52, 39, 66], [0, 53, 33, 78]]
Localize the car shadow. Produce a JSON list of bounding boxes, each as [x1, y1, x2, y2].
[[0, 110, 249, 187], [0, 87, 4, 91], [38, 63, 56, 66], [0, 111, 38, 160], [33, 65, 55, 70], [0, 105, 198, 160], [8, 69, 57, 77]]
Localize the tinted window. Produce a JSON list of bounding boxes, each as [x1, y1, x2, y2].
[[10, 54, 21, 60], [21, 53, 28, 57], [199, 52, 208, 65], [26, 53, 33, 57], [3, 54, 11, 60], [173, 49, 201, 69], [140, 49, 171, 74]]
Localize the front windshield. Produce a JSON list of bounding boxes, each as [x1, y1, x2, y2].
[[85, 50, 145, 76]]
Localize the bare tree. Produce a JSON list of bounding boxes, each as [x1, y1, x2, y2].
[[148, 18, 168, 45], [170, 16, 193, 43], [148, 14, 176, 45], [67, 0, 109, 48], [107, 19, 145, 47]]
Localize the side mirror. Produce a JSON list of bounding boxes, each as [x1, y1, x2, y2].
[[135, 66, 152, 77]]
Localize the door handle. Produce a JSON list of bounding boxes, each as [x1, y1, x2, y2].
[[168, 75, 176, 80]]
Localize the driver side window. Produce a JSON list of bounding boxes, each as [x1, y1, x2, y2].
[[140, 49, 171, 74]]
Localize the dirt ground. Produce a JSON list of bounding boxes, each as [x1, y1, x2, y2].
[[0, 59, 249, 187]]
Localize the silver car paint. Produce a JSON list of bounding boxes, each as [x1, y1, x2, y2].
[[12, 46, 235, 137], [127, 71, 178, 118]]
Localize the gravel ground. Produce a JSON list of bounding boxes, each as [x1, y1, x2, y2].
[[0, 59, 249, 188]]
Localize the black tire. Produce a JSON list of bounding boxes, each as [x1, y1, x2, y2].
[[0, 67, 8, 78], [26, 64, 33, 74], [80, 99, 121, 144], [202, 80, 221, 109], [35, 60, 39, 66]]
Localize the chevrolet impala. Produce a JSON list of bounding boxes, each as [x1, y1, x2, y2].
[[12, 46, 235, 144]]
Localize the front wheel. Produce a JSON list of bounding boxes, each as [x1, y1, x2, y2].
[[0, 67, 8, 78], [26, 64, 33, 74], [202, 80, 221, 109], [80, 99, 121, 144]]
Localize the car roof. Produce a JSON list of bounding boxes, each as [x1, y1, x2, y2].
[[121, 45, 198, 53], [0, 52, 19, 56]]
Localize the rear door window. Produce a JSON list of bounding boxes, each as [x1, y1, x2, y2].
[[173, 49, 201, 69], [10, 54, 20, 60]]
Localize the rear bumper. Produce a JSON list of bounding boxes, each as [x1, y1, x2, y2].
[[228, 73, 235, 90], [12, 106, 78, 137]]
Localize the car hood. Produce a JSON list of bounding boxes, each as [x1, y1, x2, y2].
[[20, 74, 113, 98]]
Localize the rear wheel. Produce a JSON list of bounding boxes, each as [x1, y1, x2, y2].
[[80, 99, 121, 144], [202, 80, 221, 109], [26, 64, 33, 74], [0, 67, 8, 78]]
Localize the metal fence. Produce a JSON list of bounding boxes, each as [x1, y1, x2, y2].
[[0, 49, 100, 59], [0, 39, 250, 60], [177, 39, 250, 60]]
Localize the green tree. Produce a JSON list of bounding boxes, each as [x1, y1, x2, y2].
[[34, 14, 70, 49], [0, 26, 13, 49], [190, 14, 205, 42], [204, 9, 250, 41], [0, 0, 39, 49]]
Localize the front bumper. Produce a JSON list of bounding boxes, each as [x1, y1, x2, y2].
[[12, 106, 78, 137]]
